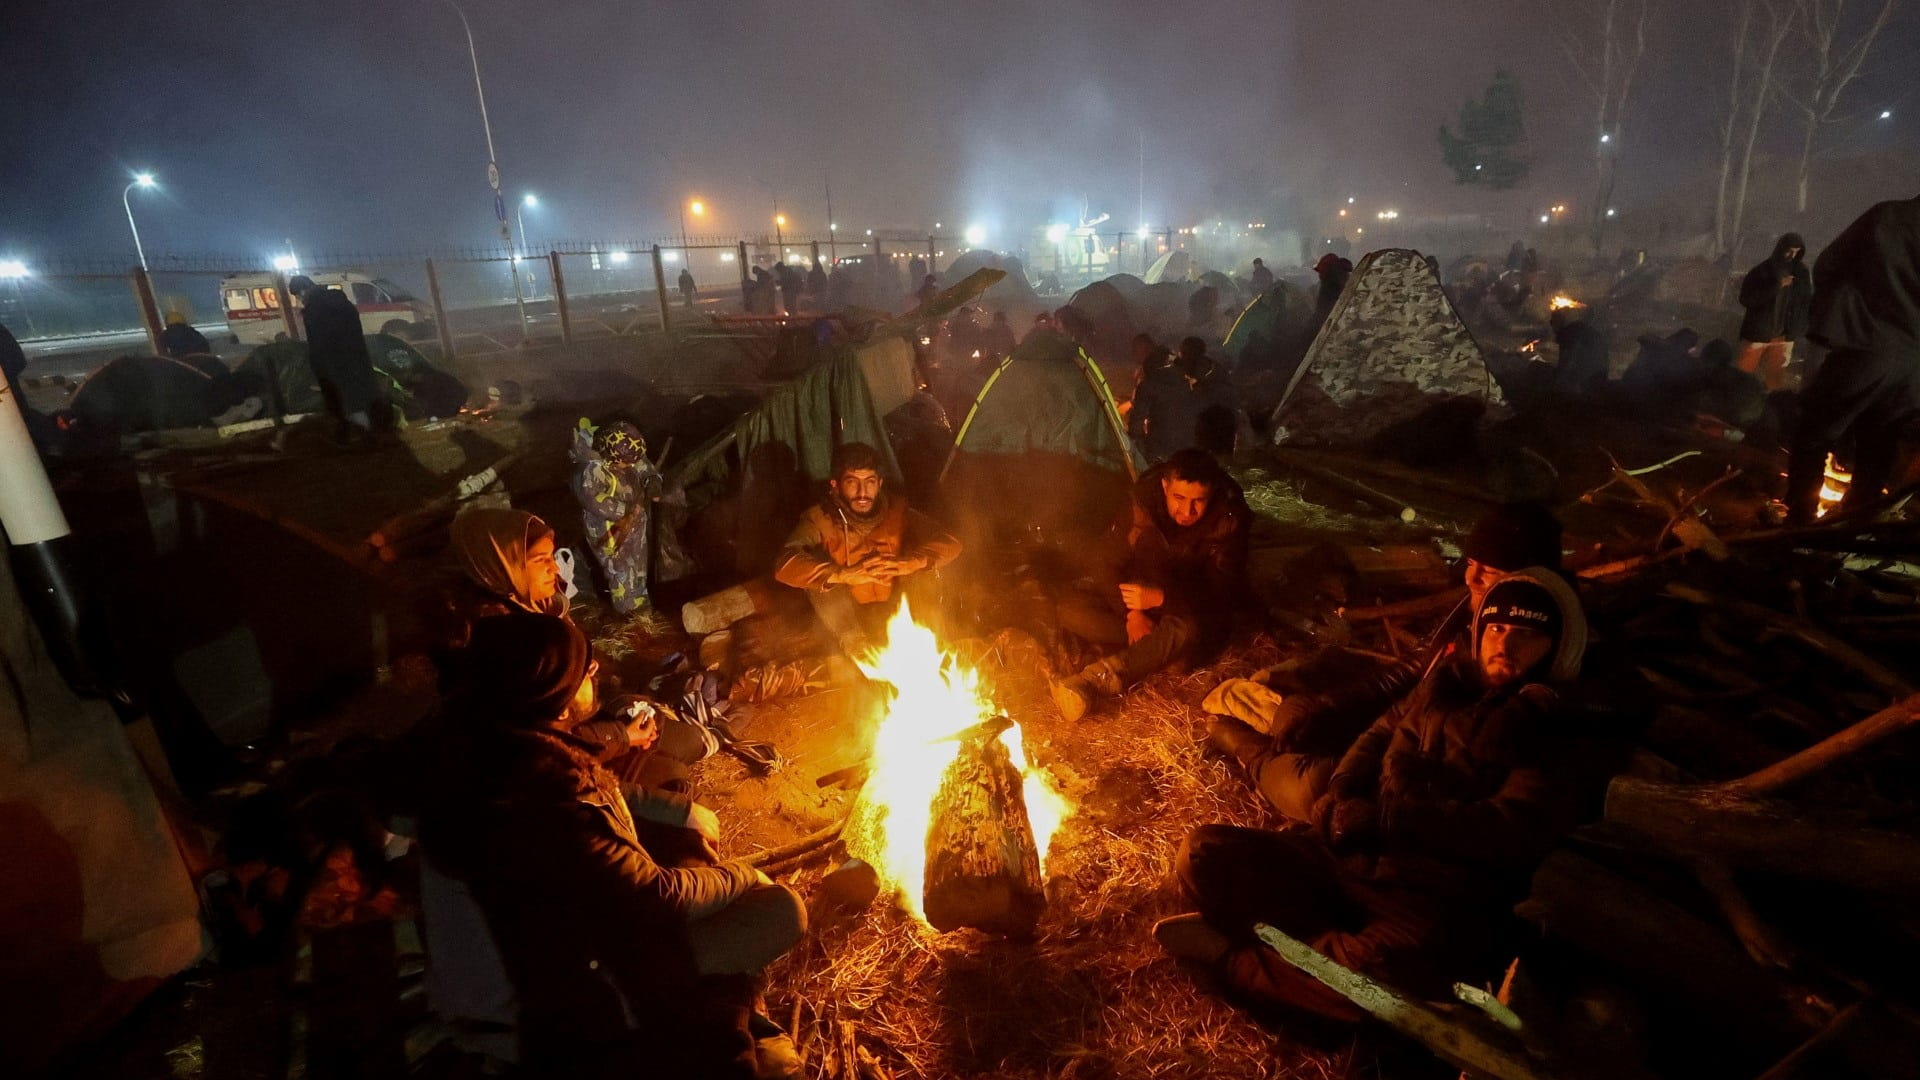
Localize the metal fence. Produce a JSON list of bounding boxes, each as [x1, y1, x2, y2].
[[2, 232, 995, 353]]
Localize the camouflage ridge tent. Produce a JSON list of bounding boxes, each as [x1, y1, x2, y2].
[[1269, 248, 1501, 446], [939, 251, 1045, 318]]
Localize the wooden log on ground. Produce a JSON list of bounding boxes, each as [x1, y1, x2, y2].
[[1250, 924, 1565, 1080], [1340, 586, 1468, 622], [1517, 852, 1826, 1043], [1724, 692, 1920, 797], [1664, 583, 1916, 701], [1603, 776, 1920, 898], [921, 723, 1045, 937]]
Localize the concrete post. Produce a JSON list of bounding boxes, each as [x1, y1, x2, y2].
[[550, 251, 574, 345], [737, 240, 751, 308], [129, 267, 165, 356], [651, 246, 673, 335], [425, 258, 456, 361]]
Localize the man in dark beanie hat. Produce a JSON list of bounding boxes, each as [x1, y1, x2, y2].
[[1161, 567, 1622, 1024], [1461, 501, 1563, 611], [1202, 501, 1565, 808], [416, 613, 808, 1077]]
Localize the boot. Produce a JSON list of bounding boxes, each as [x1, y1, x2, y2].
[[1206, 718, 1272, 766], [1153, 913, 1231, 966], [749, 1012, 805, 1080], [1051, 657, 1123, 721]]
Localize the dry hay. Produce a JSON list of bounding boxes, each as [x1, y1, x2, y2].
[[1236, 466, 1397, 540], [761, 636, 1353, 1079]]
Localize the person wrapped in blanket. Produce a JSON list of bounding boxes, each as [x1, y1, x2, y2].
[[571, 419, 663, 615]]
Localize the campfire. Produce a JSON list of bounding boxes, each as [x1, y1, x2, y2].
[[843, 603, 1072, 937], [1548, 294, 1582, 310]]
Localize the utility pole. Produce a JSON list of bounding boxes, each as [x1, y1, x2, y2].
[[440, 0, 527, 339]]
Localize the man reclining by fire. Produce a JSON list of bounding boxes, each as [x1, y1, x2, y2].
[[1156, 569, 1629, 1023]]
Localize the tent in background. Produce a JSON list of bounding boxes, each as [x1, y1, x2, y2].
[[1269, 248, 1500, 446]]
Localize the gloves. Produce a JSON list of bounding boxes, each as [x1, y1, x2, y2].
[[1324, 798, 1380, 853]]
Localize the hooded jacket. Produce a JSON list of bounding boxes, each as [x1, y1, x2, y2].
[[1123, 461, 1252, 619], [1810, 195, 1920, 355], [416, 713, 759, 1064], [774, 490, 961, 604], [1738, 233, 1813, 343], [1318, 568, 1598, 897]]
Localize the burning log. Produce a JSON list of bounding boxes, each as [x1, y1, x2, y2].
[[921, 717, 1047, 937]]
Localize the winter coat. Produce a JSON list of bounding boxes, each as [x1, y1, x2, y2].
[[773, 491, 961, 605], [160, 322, 213, 358], [1738, 236, 1812, 342], [1317, 569, 1599, 899], [1810, 195, 1920, 356], [416, 716, 760, 1066], [1550, 318, 1610, 400], [300, 288, 378, 415], [1250, 264, 1275, 293], [1122, 461, 1251, 622]]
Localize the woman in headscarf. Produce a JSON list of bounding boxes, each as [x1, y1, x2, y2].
[[446, 507, 569, 624]]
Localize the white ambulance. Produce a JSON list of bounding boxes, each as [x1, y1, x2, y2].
[[218, 271, 436, 345]]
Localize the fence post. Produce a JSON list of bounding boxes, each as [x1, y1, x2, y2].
[[650, 246, 673, 336], [129, 267, 165, 356], [550, 251, 574, 346], [736, 241, 751, 308], [809, 241, 820, 267], [927, 235, 937, 262], [424, 258, 456, 361]]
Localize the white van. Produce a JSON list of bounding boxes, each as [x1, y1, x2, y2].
[[219, 271, 435, 345]]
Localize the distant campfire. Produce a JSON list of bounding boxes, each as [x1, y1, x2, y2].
[[1818, 454, 1852, 518], [1549, 294, 1582, 311], [844, 605, 1072, 937]]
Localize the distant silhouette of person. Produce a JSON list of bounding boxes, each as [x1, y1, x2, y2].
[[159, 310, 211, 358], [677, 267, 696, 309], [914, 274, 938, 309], [1249, 258, 1274, 293], [290, 275, 377, 442]]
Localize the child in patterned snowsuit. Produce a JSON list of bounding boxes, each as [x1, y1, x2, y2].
[[571, 420, 662, 614]]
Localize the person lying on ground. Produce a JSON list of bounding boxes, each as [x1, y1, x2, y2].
[[1158, 569, 1626, 1025], [1201, 500, 1564, 791], [1051, 448, 1251, 721], [773, 441, 961, 656], [416, 613, 806, 1078]]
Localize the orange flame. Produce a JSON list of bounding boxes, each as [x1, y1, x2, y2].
[[1549, 294, 1582, 310], [843, 603, 1071, 923], [1817, 454, 1851, 518]]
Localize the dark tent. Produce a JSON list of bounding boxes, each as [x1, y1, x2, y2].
[[233, 333, 468, 420], [940, 328, 1140, 555], [67, 355, 227, 433], [940, 250, 1045, 320]]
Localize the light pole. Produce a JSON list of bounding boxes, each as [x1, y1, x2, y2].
[[122, 173, 156, 272], [516, 193, 539, 296], [774, 213, 787, 256], [437, 0, 527, 338]]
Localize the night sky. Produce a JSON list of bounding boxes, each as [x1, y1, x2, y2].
[[3, 0, 1915, 260]]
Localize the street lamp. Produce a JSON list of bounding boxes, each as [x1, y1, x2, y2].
[[435, 0, 526, 337], [0, 259, 31, 336], [680, 197, 705, 263], [515, 193, 540, 296], [123, 172, 157, 272], [774, 212, 786, 250]]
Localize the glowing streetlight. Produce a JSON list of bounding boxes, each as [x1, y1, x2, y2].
[[609, 250, 630, 264], [516, 193, 538, 258], [1045, 223, 1069, 244], [1606, 208, 1618, 218], [681, 197, 705, 256], [123, 172, 158, 272], [1347, 196, 1356, 204], [0, 259, 30, 279], [1600, 133, 1612, 144], [272, 254, 300, 272], [963, 223, 987, 247], [1881, 109, 1894, 120], [1541, 214, 1551, 224]]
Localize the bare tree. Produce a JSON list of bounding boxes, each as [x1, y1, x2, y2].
[[1551, 0, 1654, 253], [1713, 0, 1800, 263], [1781, 0, 1897, 219]]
